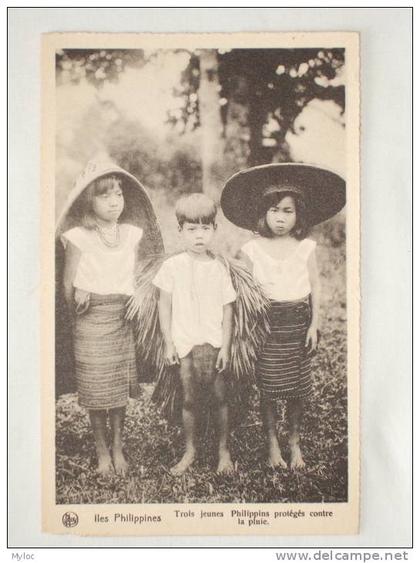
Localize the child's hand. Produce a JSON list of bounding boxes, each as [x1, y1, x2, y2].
[[74, 288, 90, 315], [216, 348, 229, 373], [305, 324, 319, 353], [164, 342, 180, 366]]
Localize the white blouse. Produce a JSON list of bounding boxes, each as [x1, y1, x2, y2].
[[241, 237, 316, 302], [152, 252, 236, 358], [61, 224, 143, 296]]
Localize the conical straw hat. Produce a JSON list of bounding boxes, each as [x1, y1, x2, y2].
[[221, 163, 346, 232], [56, 159, 163, 256]]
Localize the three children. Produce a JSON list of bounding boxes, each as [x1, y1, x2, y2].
[[60, 160, 345, 476]]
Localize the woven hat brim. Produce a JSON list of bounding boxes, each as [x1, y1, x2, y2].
[[220, 163, 346, 231], [56, 164, 164, 256]]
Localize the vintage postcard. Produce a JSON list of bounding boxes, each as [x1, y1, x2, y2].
[[41, 31, 360, 536]]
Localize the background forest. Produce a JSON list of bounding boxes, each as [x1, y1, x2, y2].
[[55, 49, 345, 219]]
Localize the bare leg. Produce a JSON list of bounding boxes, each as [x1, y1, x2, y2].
[[89, 410, 113, 475], [109, 406, 128, 476], [171, 355, 196, 476], [288, 398, 306, 470], [261, 397, 287, 469], [213, 374, 234, 474]]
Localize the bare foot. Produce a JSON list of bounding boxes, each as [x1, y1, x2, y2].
[[290, 444, 306, 470], [217, 449, 234, 474], [268, 443, 288, 469], [170, 450, 195, 476], [112, 448, 129, 476], [96, 454, 114, 476]]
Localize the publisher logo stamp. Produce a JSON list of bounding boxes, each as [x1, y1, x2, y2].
[[62, 512, 79, 528]]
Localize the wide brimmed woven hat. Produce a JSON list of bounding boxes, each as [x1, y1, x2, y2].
[[56, 159, 163, 255], [221, 163, 346, 231]]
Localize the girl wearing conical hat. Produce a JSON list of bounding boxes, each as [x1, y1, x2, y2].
[[56, 160, 163, 476], [221, 163, 345, 470]]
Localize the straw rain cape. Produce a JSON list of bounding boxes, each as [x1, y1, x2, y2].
[[126, 253, 271, 424], [55, 161, 164, 397]]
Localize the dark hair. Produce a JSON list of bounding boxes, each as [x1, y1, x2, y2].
[[256, 190, 309, 240], [81, 175, 123, 229], [175, 193, 217, 227]]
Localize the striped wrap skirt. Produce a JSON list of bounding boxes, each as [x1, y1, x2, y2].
[[73, 293, 138, 410], [257, 296, 313, 400]]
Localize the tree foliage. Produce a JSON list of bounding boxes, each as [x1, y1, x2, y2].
[[106, 118, 202, 198], [55, 47, 345, 194], [168, 48, 345, 164], [56, 49, 147, 88]]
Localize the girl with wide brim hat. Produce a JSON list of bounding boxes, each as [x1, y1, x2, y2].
[[55, 160, 164, 396], [220, 162, 346, 232], [221, 162, 346, 470], [56, 160, 163, 259]]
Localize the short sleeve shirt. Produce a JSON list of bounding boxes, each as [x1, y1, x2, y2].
[[153, 252, 236, 358], [241, 237, 316, 301], [61, 223, 143, 296]]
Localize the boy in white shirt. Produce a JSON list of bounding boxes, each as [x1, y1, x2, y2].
[[153, 194, 236, 475]]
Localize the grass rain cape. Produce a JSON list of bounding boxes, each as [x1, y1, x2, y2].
[[126, 253, 271, 425], [55, 161, 164, 397]]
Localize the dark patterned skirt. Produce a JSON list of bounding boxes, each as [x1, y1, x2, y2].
[[257, 296, 313, 400], [73, 293, 138, 410]]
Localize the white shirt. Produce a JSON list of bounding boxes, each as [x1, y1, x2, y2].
[[61, 224, 143, 296], [152, 252, 236, 358], [241, 237, 316, 302]]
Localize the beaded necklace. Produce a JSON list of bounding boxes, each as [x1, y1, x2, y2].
[[95, 222, 121, 248]]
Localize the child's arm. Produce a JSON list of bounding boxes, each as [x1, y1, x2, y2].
[[62, 241, 81, 311], [216, 302, 234, 373], [306, 249, 321, 353], [158, 288, 180, 365]]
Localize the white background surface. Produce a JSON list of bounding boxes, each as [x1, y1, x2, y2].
[[7, 5, 413, 551]]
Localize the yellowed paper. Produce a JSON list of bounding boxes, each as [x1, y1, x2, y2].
[[41, 31, 360, 536]]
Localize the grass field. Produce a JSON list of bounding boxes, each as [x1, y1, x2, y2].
[[55, 204, 347, 504]]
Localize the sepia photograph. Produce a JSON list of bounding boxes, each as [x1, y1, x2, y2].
[[8, 5, 414, 550], [41, 31, 360, 536]]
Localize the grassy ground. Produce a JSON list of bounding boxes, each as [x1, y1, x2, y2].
[[56, 213, 347, 504]]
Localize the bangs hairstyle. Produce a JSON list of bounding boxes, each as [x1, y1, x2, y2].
[[175, 193, 217, 227], [81, 175, 123, 229], [256, 189, 309, 240]]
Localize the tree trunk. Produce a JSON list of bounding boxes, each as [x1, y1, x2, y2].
[[248, 98, 266, 166], [271, 126, 292, 163], [198, 50, 225, 200], [224, 75, 250, 174]]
